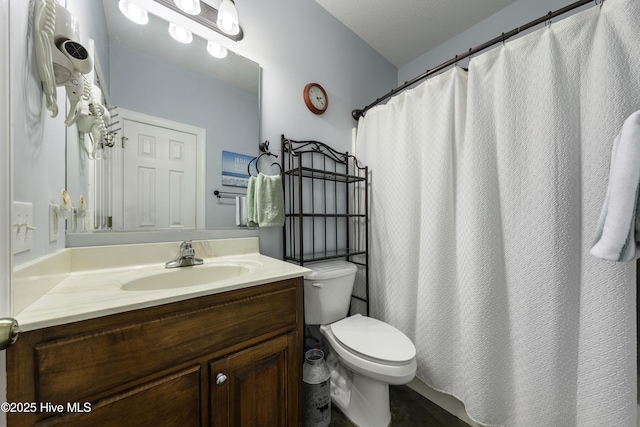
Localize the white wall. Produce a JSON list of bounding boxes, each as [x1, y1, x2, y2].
[[1, 0, 11, 422], [399, 0, 592, 85]]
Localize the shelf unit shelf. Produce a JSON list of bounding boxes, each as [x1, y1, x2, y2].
[[283, 167, 366, 184], [284, 249, 367, 265], [285, 213, 367, 218], [281, 135, 369, 316]]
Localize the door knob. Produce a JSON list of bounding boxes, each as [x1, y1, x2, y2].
[[0, 318, 20, 351], [216, 373, 227, 385]]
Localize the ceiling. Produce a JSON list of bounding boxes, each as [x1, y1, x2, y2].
[[315, 0, 517, 68]]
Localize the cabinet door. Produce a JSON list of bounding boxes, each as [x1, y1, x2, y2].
[[209, 333, 300, 427]]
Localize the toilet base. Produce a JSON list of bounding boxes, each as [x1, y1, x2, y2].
[[331, 371, 391, 427]]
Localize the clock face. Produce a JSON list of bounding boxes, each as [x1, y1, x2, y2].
[[304, 83, 328, 114], [309, 85, 326, 110]]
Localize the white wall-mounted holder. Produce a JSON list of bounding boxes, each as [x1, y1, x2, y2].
[[12, 202, 34, 253], [50, 191, 79, 240], [48, 204, 72, 242], [75, 208, 90, 232]]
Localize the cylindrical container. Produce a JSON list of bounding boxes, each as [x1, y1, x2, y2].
[[235, 196, 247, 226], [303, 349, 331, 427]]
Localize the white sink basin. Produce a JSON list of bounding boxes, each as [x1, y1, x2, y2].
[[121, 262, 257, 291]]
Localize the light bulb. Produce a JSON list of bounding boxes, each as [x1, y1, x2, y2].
[[119, 0, 149, 25], [220, 19, 234, 33], [207, 41, 228, 59], [168, 23, 193, 44], [174, 0, 201, 15], [216, 0, 239, 36]]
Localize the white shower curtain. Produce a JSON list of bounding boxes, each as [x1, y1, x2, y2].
[[355, 0, 639, 425]]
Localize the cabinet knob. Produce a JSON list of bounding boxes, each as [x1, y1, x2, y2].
[[216, 373, 227, 385]]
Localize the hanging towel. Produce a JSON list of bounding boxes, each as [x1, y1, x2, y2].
[[591, 110, 640, 262], [255, 172, 285, 227], [246, 176, 258, 227]]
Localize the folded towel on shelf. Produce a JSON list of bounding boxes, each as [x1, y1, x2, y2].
[[255, 173, 285, 227], [246, 176, 258, 227], [591, 110, 640, 262]]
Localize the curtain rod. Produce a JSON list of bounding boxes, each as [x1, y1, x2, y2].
[[352, 0, 597, 121]]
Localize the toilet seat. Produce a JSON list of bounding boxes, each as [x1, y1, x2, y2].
[[330, 314, 416, 365]]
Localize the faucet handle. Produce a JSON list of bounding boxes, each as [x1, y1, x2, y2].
[[180, 240, 195, 257]]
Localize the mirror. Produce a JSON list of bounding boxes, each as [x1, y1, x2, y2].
[[65, 0, 260, 234]]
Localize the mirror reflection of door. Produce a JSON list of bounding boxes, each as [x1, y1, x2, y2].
[[122, 119, 198, 229]]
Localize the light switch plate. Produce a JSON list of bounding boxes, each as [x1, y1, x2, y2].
[[12, 202, 33, 253]]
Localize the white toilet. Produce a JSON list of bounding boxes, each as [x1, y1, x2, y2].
[[304, 261, 417, 427]]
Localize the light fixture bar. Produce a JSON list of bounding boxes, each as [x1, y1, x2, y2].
[[152, 0, 243, 41]]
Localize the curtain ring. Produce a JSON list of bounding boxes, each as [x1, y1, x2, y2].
[[501, 33, 506, 47], [467, 47, 473, 67], [455, 54, 459, 67], [545, 11, 552, 27]]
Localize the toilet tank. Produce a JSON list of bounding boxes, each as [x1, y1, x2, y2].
[[303, 261, 358, 325]]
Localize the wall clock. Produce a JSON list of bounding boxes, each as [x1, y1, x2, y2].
[[303, 83, 328, 115]]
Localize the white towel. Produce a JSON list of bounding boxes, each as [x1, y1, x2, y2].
[[591, 110, 640, 262], [255, 173, 284, 227], [246, 176, 258, 227]]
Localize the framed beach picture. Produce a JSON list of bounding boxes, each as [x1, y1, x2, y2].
[[221, 150, 254, 188]]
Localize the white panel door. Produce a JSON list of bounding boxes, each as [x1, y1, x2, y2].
[[123, 119, 198, 229]]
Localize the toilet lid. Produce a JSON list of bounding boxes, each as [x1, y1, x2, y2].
[[330, 314, 416, 363]]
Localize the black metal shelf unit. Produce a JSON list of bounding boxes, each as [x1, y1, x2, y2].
[[281, 135, 369, 315]]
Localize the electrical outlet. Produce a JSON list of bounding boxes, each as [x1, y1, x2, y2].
[[12, 202, 33, 253], [49, 204, 59, 242]]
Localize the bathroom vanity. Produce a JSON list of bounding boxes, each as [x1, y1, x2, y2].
[[7, 238, 309, 426]]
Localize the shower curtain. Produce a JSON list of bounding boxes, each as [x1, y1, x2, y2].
[[354, 0, 639, 425]]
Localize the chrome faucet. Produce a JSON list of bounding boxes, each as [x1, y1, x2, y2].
[[165, 240, 204, 268]]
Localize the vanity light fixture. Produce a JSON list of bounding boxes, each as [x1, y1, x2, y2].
[[168, 22, 193, 43], [216, 0, 239, 36], [153, 0, 243, 41], [119, 0, 149, 25], [173, 0, 201, 16], [207, 41, 228, 58]]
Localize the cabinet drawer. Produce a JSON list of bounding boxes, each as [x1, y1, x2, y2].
[[35, 366, 201, 427], [32, 281, 299, 404]]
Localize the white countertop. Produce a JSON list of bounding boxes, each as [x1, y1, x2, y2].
[[14, 238, 310, 332]]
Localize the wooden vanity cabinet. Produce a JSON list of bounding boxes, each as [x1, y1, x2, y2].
[[6, 278, 304, 427]]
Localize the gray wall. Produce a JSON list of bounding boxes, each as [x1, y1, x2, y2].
[[11, 0, 397, 264], [399, 0, 592, 86], [63, 0, 111, 231], [12, 0, 596, 263], [11, 0, 68, 266], [231, 0, 397, 257], [66, 0, 110, 88], [11, 0, 111, 266]]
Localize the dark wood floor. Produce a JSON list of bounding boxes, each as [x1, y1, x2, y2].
[[329, 385, 470, 427]]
